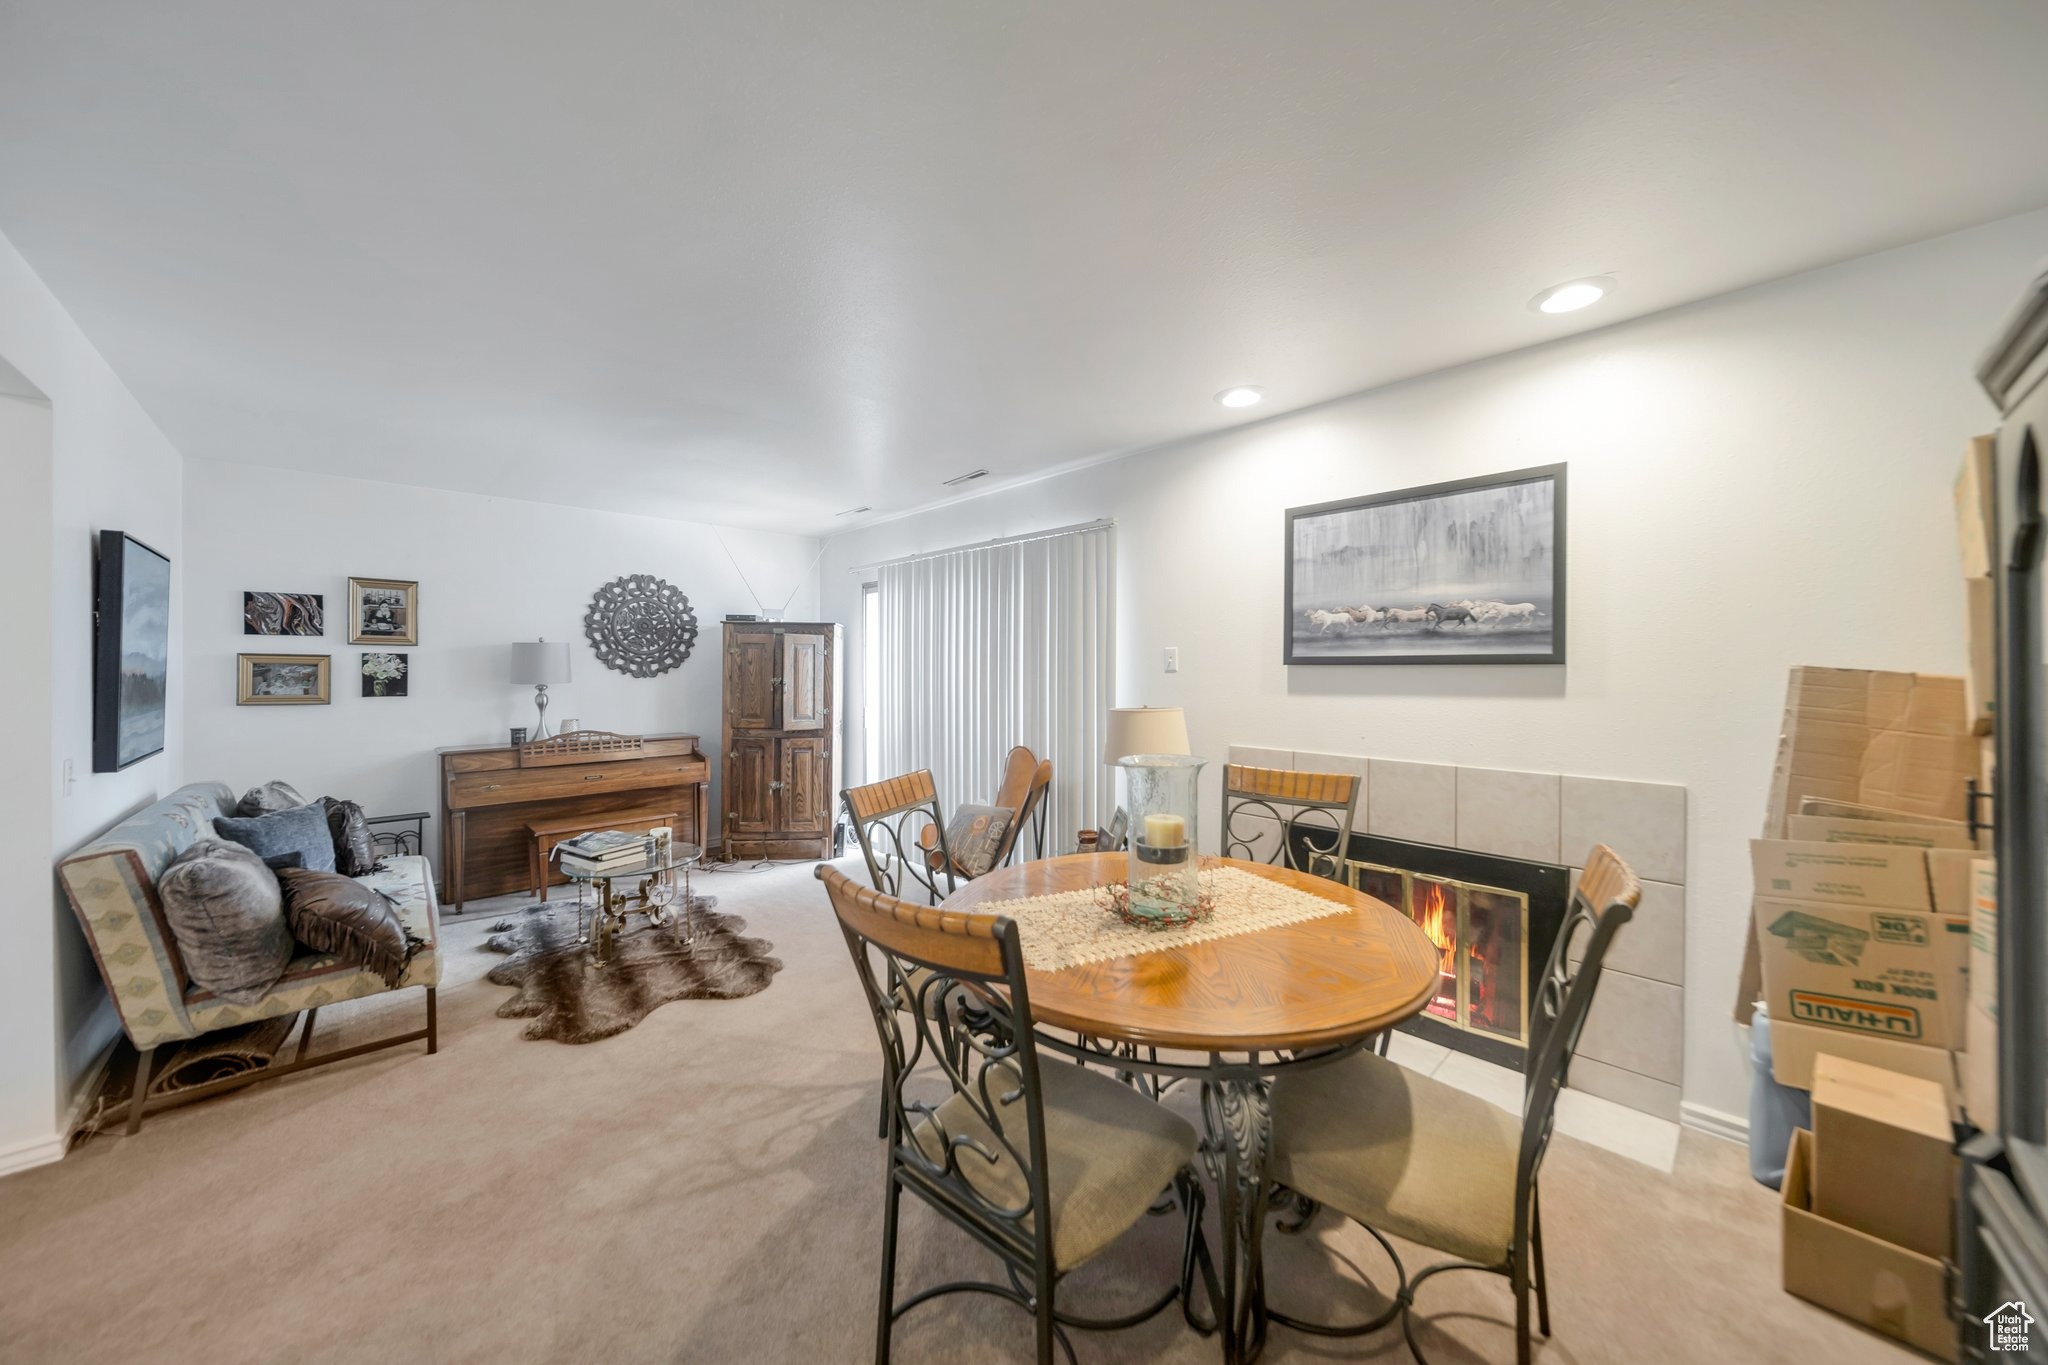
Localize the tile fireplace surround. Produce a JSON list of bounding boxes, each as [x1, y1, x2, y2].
[[1229, 746, 1687, 1121]]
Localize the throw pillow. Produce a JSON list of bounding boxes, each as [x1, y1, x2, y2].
[[943, 803, 1013, 878], [157, 839, 294, 1005], [262, 851, 305, 872], [321, 797, 381, 877], [213, 803, 336, 874], [277, 868, 421, 988], [235, 779, 308, 818]]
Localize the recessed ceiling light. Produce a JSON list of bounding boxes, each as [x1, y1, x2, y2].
[[1216, 385, 1264, 408], [941, 468, 989, 487], [1531, 277, 1614, 315]]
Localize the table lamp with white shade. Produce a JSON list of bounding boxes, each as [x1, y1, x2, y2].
[[510, 639, 571, 740], [1103, 706, 1190, 763]]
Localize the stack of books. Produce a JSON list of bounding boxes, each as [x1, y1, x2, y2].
[[558, 829, 654, 875]]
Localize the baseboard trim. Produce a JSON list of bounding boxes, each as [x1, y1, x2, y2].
[[0, 1131, 68, 1179], [1680, 1101, 1749, 1145]]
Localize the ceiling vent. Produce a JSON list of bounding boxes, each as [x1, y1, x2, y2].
[[942, 468, 990, 487], [835, 505, 871, 516]]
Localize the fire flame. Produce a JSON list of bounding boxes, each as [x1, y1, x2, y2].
[[1417, 882, 1454, 954]]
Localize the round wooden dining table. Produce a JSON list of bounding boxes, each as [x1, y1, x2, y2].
[[941, 852, 1441, 1364]]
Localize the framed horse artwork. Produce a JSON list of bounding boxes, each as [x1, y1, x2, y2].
[[1283, 463, 1566, 666]]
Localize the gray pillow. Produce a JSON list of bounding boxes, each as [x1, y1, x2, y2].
[[214, 803, 336, 874], [157, 839, 293, 1005], [236, 779, 308, 818], [944, 803, 1013, 878]]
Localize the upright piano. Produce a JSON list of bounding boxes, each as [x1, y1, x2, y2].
[[438, 730, 710, 910]]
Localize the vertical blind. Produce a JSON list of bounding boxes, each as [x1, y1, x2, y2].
[[877, 522, 1115, 849]]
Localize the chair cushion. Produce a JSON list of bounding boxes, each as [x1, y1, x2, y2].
[[213, 803, 336, 874], [1270, 1049, 1522, 1265], [910, 1056, 1197, 1270], [156, 839, 294, 1006]]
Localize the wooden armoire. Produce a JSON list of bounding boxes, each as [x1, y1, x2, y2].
[[720, 620, 842, 860]]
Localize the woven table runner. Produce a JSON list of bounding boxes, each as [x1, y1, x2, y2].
[[978, 865, 1352, 973]]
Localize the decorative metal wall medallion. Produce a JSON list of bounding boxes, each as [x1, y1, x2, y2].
[[583, 575, 699, 677]]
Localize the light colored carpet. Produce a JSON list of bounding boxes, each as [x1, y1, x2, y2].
[[0, 858, 1919, 1364]]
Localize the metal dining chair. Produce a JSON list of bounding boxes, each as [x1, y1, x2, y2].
[[916, 746, 1056, 879], [843, 769, 959, 905], [1263, 843, 1642, 1364], [1219, 764, 1359, 878], [816, 864, 1216, 1364]]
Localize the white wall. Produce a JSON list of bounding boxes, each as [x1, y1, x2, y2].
[[822, 208, 2048, 1123], [0, 227, 186, 1169], [182, 462, 821, 865]]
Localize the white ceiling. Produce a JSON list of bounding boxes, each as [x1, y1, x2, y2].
[[4, 2, 2048, 534]]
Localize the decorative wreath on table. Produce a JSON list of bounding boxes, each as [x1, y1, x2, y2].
[[583, 574, 699, 678], [1098, 878, 1217, 932]]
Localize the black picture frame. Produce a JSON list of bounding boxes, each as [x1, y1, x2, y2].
[[92, 530, 172, 771], [1283, 463, 1567, 666]]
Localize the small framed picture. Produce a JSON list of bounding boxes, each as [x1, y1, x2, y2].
[[238, 654, 331, 705], [361, 651, 409, 697], [348, 577, 418, 645], [243, 591, 325, 636]]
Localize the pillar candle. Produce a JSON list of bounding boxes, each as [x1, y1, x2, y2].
[[1143, 813, 1187, 849]]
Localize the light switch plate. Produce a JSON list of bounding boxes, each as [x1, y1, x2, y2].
[[1164, 647, 1180, 673]]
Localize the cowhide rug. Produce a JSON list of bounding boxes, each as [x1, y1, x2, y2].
[[482, 897, 782, 1044]]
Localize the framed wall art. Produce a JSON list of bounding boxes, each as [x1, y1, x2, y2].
[[1283, 463, 1566, 666], [243, 591, 325, 636], [92, 530, 171, 771], [361, 651, 409, 697], [238, 653, 331, 705], [348, 577, 417, 645]]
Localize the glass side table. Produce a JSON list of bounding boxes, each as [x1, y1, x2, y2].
[[555, 841, 704, 965]]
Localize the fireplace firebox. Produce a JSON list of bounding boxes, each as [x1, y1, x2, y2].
[[1291, 828, 1570, 1069]]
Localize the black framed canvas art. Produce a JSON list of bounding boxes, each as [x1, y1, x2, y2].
[[1283, 463, 1566, 665], [243, 591, 324, 636], [361, 651, 408, 697], [93, 531, 171, 771]]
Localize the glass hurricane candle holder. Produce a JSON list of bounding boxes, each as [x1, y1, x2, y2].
[[1117, 753, 1207, 923]]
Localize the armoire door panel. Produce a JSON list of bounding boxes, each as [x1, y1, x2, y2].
[[728, 631, 778, 731], [779, 736, 831, 835], [782, 631, 828, 731], [728, 736, 776, 835]]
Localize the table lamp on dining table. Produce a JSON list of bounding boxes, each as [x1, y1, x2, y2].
[[1103, 705, 1193, 848], [510, 639, 572, 740]]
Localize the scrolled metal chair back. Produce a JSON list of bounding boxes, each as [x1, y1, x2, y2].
[[815, 864, 1054, 1263], [842, 769, 958, 904], [1515, 843, 1640, 1205], [1220, 764, 1359, 878]]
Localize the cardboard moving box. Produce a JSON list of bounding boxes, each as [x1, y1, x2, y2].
[[1784, 814, 1976, 850], [1754, 896, 1968, 1049], [1810, 1055, 1956, 1259], [1964, 574, 1995, 735], [1768, 1017, 1961, 1122], [1762, 668, 1975, 839], [1965, 858, 1999, 1131], [1750, 839, 1933, 911], [1957, 435, 1996, 581], [1783, 1130, 1955, 1362]]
